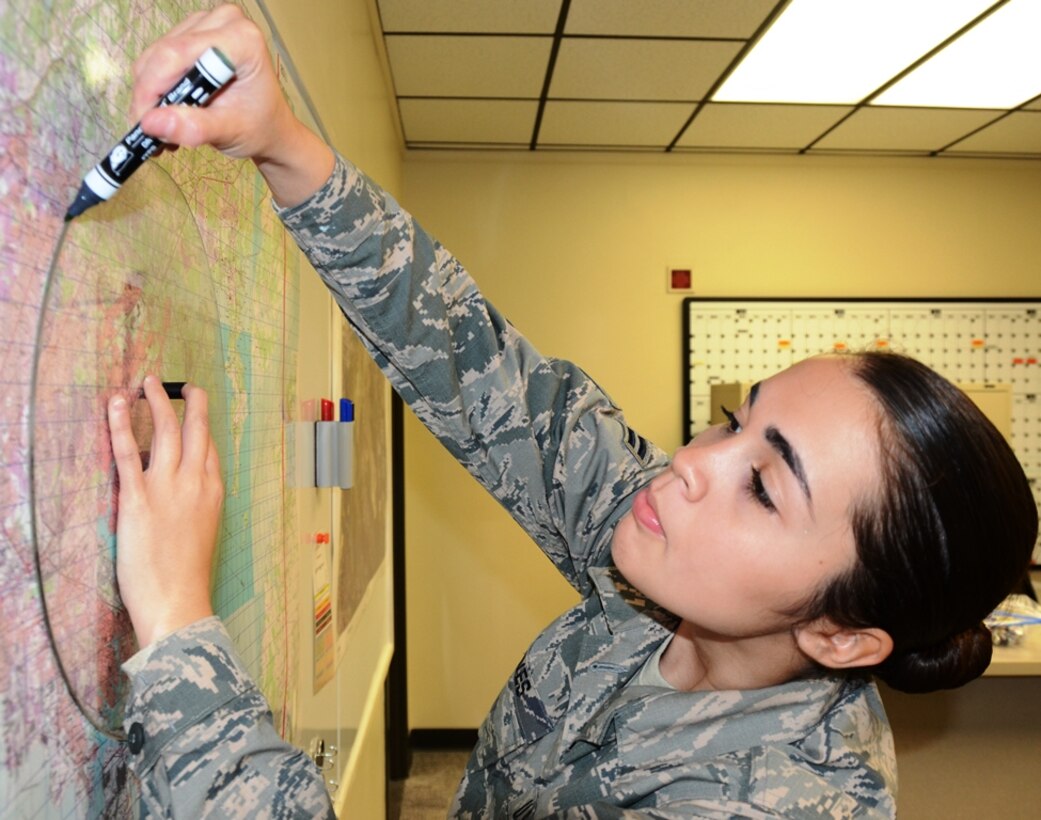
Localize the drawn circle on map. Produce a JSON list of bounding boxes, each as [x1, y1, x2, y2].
[[29, 162, 229, 737]]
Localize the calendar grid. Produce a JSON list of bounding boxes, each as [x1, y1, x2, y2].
[[684, 297, 1041, 563]]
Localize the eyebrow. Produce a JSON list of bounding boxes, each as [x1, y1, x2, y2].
[[748, 382, 814, 510]]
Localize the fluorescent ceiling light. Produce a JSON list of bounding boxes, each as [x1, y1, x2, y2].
[[873, 0, 1041, 108], [713, 0, 994, 105]]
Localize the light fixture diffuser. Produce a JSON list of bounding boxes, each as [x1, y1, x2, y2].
[[713, 0, 995, 105], [873, 0, 1041, 109]]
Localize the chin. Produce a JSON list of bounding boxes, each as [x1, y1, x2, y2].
[[609, 529, 652, 591], [608, 518, 636, 567]]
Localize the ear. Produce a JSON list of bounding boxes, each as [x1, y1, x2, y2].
[[794, 618, 894, 670]]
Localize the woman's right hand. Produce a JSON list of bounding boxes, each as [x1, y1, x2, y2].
[[130, 3, 334, 207]]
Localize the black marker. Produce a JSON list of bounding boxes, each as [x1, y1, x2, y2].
[[65, 47, 235, 221], [161, 381, 187, 400], [136, 382, 186, 400]]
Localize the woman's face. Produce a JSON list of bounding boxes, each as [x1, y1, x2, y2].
[[612, 356, 881, 639]]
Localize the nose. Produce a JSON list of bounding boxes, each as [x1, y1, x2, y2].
[[669, 442, 709, 502]]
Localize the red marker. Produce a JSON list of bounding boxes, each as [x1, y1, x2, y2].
[[320, 398, 334, 421]]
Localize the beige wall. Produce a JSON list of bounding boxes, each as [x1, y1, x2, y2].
[[399, 150, 1041, 722], [269, 0, 402, 193], [405, 152, 1041, 460], [263, 0, 401, 814]]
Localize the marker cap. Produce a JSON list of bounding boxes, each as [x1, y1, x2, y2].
[[198, 47, 236, 85], [340, 399, 354, 422]]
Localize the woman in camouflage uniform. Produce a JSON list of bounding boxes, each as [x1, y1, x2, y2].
[[108, 6, 1037, 818]]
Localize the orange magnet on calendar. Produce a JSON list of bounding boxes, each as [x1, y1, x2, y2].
[[875, 339, 889, 348], [833, 341, 848, 351], [777, 339, 791, 349], [971, 339, 985, 348]]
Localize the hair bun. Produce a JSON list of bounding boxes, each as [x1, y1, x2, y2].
[[876, 623, 992, 693]]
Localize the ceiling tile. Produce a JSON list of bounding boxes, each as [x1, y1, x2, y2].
[[377, 2, 1038, 159], [565, 0, 778, 38], [550, 39, 742, 101], [538, 100, 692, 146], [815, 107, 1003, 152], [385, 35, 551, 97], [945, 111, 1041, 155], [399, 98, 538, 144], [377, 0, 562, 33], [677, 103, 852, 149]]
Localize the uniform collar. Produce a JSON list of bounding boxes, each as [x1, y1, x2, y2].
[[588, 564, 680, 635], [567, 566, 861, 765]]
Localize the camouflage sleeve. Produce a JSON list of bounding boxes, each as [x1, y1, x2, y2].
[[553, 803, 783, 819], [121, 617, 334, 819], [278, 156, 668, 593], [555, 797, 886, 819]]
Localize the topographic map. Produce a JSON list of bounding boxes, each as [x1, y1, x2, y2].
[[1, 0, 304, 814]]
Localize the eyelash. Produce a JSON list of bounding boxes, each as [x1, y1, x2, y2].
[[748, 467, 776, 512], [719, 405, 776, 513], [720, 405, 741, 434]]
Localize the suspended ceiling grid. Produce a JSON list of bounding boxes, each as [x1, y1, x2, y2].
[[374, 0, 1041, 158]]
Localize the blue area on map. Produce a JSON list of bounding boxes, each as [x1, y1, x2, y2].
[[215, 323, 255, 617]]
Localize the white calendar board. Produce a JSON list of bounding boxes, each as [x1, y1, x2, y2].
[[683, 299, 1041, 562]]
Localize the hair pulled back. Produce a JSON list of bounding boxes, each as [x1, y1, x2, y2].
[[805, 351, 1037, 694]]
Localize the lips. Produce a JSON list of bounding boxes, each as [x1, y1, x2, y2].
[[631, 487, 665, 537]]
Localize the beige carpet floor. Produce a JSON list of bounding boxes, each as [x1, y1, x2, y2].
[[388, 750, 470, 819]]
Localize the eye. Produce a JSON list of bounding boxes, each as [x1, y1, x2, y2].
[[720, 405, 741, 434], [747, 467, 776, 512], [721, 406, 776, 512]]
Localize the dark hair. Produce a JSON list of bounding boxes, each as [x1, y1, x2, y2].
[[802, 351, 1037, 694]]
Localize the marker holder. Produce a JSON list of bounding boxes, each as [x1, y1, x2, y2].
[[293, 400, 354, 489], [315, 421, 338, 487]]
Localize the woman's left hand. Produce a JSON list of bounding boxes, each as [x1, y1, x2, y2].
[[107, 375, 224, 648]]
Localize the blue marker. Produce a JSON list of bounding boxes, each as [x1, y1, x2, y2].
[[65, 47, 235, 221], [338, 399, 354, 489]]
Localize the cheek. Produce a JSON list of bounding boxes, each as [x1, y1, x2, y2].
[[753, 537, 854, 608]]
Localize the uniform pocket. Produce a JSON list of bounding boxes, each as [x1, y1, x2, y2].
[[473, 648, 568, 769]]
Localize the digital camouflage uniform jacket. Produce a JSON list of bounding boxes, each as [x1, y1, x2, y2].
[[121, 618, 334, 818], [123, 155, 897, 818]]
